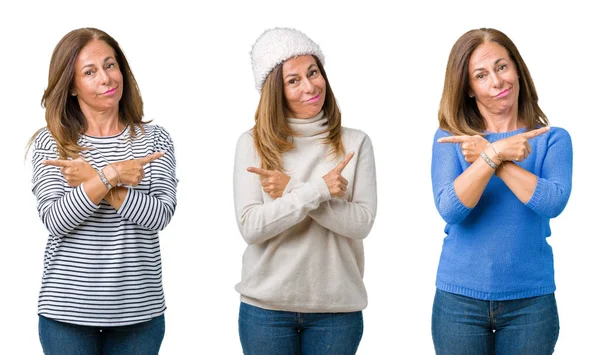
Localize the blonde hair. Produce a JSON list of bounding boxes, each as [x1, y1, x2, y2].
[[438, 28, 548, 135], [253, 57, 343, 171]]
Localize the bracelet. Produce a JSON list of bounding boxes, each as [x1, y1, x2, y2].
[[97, 169, 113, 190], [480, 151, 498, 170], [487, 142, 501, 161], [106, 164, 121, 186]]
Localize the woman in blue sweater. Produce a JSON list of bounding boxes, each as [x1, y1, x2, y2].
[[431, 28, 572, 354]]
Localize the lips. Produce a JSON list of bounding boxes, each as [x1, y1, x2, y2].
[[103, 87, 117, 95], [305, 94, 321, 103], [495, 88, 511, 98]]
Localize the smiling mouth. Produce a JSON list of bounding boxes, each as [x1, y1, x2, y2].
[[305, 94, 321, 103], [103, 87, 117, 95], [496, 88, 511, 98]]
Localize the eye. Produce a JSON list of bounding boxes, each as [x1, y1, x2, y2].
[[498, 64, 507, 71], [308, 69, 319, 77], [475, 73, 485, 80], [84, 70, 93, 76], [106, 62, 116, 69], [288, 78, 298, 85]]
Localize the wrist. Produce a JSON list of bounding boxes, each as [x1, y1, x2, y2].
[[101, 165, 119, 187], [484, 145, 502, 165]]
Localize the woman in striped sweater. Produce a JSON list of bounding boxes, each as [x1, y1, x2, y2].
[[29, 28, 177, 354]]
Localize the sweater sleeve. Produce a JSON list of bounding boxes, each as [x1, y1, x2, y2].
[[117, 126, 178, 231], [431, 128, 473, 224], [233, 131, 331, 245], [307, 134, 377, 240], [31, 130, 100, 236], [525, 127, 572, 218]]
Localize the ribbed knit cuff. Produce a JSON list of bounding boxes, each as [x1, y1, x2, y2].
[[447, 183, 472, 217], [311, 177, 332, 203], [525, 177, 544, 210]]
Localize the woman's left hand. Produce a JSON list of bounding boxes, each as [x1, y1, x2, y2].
[[437, 135, 490, 164], [43, 157, 97, 187], [247, 167, 291, 199]]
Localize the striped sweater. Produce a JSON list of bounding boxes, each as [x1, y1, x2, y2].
[[31, 124, 177, 326]]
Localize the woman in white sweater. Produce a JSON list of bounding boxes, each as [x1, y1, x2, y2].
[[234, 27, 377, 355]]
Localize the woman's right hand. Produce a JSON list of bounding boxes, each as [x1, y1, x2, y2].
[[494, 127, 550, 162], [322, 152, 354, 198], [111, 152, 164, 186]]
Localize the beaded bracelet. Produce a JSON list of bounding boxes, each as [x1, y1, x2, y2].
[[97, 169, 113, 190], [480, 151, 498, 170]]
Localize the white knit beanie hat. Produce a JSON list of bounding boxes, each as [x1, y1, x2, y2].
[[251, 27, 325, 91]]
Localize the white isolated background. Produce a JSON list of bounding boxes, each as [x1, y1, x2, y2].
[[0, 0, 596, 353]]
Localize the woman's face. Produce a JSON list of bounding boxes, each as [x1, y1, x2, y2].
[[468, 41, 520, 117], [72, 39, 123, 114], [282, 55, 326, 118]]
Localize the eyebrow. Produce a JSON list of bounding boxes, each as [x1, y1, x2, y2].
[[472, 58, 506, 74], [81, 56, 115, 70], [284, 63, 319, 79]]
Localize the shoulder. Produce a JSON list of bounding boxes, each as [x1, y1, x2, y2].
[[236, 128, 255, 148], [533, 126, 571, 147], [32, 127, 57, 151], [545, 126, 572, 150], [139, 124, 175, 151], [548, 126, 570, 139], [341, 126, 372, 145], [139, 124, 171, 138], [433, 127, 453, 141]]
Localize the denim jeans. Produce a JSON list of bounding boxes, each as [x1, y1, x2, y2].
[[239, 302, 363, 355], [432, 289, 559, 355], [39, 314, 165, 355]]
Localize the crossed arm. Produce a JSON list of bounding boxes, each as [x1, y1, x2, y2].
[[32, 129, 177, 235], [234, 132, 377, 245], [432, 126, 572, 224]]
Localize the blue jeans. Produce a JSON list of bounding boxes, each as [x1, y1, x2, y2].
[[239, 302, 363, 355], [39, 314, 165, 355], [432, 289, 559, 355]]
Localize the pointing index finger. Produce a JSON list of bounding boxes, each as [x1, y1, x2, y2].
[[247, 167, 274, 177], [334, 151, 355, 173], [139, 152, 165, 165], [437, 135, 470, 144], [522, 126, 550, 140], [43, 159, 71, 167]]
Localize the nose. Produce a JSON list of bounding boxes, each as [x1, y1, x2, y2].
[[302, 78, 314, 93], [98, 68, 110, 85], [490, 72, 503, 88]]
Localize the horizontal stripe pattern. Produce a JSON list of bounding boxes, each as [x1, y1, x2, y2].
[[32, 125, 177, 326]]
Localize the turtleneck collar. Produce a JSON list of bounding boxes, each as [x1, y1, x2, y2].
[[286, 111, 329, 137]]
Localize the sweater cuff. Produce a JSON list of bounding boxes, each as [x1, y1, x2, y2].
[[311, 177, 332, 203], [448, 183, 472, 216], [78, 183, 101, 210], [525, 177, 544, 210], [116, 188, 133, 215], [283, 177, 302, 195]]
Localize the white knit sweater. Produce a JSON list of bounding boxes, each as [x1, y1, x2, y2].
[[234, 111, 377, 312]]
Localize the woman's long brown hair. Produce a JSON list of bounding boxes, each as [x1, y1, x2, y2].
[[28, 27, 147, 159], [438, 28, 548, 135], [253, 57, 343, 171]]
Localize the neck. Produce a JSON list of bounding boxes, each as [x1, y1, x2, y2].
[[81, 106, 123, 136], [481, 105, 523, 132]]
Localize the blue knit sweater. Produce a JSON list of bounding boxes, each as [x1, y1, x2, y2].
[[431, 127, 572, 300]]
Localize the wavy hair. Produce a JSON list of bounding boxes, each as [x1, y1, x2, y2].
[[438, 28, 548, 135], [28, 27, 147, 159], [253, 56, 343, 171]]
